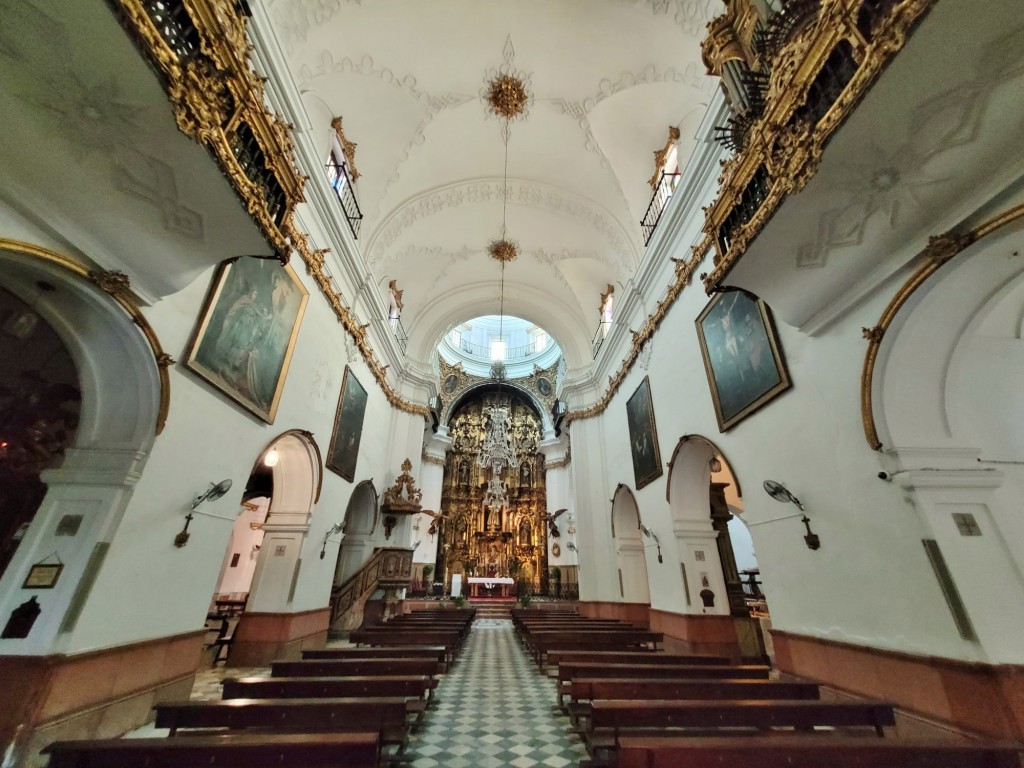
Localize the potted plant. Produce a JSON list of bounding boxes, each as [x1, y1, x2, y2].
[[549, 566, 561, 599], [421, 564, 433, 592], [451, 594, 467, 609]]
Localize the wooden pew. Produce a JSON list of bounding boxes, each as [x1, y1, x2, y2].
[[528, 630, 664, 665], [584, 699, 896, 762], [556, 663, 770, 705], [564, 678, 820, 728], [271, 658, 443, 679], [43, 732, 380, 768], [616, 735, 1024, 768], [154, 697, 412, 751], [224, 674, 436, 712], [546, 650, 729, 667], [303, 645, 449, 670], [348, 629, 462, 662]]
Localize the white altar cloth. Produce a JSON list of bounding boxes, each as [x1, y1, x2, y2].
[[467, 577, 514, 588]]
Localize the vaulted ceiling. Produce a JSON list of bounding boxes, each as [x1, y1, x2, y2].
[[264, 0, 720, 365]]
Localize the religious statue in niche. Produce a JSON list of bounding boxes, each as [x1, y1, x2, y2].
[[519, 519, 532, 546]]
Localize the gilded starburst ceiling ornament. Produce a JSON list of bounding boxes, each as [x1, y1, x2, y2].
[[488, 238, 518, 263], [481, 35, 533, 143]]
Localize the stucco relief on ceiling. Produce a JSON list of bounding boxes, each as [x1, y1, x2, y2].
[[367, 179, 639, 270]]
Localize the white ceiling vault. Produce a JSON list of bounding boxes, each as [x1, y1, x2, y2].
[[262, 0, 720, 367]]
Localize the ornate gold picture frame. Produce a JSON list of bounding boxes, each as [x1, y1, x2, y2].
[[327, 366, 368, 482], [626, 376, 663, 490], [184, 257, 308, 424], [695, 290, 791, 431]]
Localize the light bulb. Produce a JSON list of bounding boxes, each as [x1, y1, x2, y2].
[[263, 449, 279, 468]]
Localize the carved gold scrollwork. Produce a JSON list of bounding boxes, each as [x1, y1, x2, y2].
[[87, 270, 132, 296], [331, 116, 361, 181]]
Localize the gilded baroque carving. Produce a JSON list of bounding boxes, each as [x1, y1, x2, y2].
[[701, 0, 939, 291], [87, 270, 132, 296], [330, 116, 361, 180], [649, 126, 682, 189]]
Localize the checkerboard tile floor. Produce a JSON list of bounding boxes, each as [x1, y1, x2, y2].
[[406, 619, 587, 768]]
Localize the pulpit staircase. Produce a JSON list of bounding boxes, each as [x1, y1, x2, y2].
[[328, 547, 413, 638]]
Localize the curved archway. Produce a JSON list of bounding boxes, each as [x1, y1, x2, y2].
[[245, 430, 322, 612], [334, 479, 379, 585], [442, 380, 552, 434], [610, 484, 651, 604], [666, 436, 748, 616], [0, 241, 164, 646]]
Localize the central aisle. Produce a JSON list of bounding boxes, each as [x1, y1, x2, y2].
[[406, 618, 588, 768]]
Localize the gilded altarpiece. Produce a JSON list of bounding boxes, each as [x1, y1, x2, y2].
[[437, 391, 548, 594]]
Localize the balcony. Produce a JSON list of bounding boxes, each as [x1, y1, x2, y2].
[[699, 0, 937, 291], [641, 171, 681, 247], [326, 160, 364, 240], [112, 0, 305, 261]]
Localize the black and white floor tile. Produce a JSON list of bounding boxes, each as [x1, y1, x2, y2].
[[406, 619, 587, 768]]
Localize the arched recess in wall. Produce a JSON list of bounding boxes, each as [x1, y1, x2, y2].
[[441, 380, 553, 435], [610, 484, 651, 604], [245, 430, 322, 613], [666, 436, 751, 616], [0, 240, 166, 644], [334, 479, 378, 586], [870, 214, 1024, 457]]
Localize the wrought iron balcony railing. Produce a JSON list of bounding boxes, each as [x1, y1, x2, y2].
[[641, 171, 681, 246], [591, 319, 613, 359], [326, 160, 363, 240]]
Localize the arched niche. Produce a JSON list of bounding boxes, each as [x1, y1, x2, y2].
[[665, 436, 744, 615], [334, 479, 378, 585], [441, 380, 553, 435], [610, 484, 651, 604], [246, 430, 322, 613], [0, 241, 165, 649]]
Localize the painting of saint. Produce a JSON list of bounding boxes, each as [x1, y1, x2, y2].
[[327, 366, 368, 481], [626, 376, 662, 490], [184, 257, 308, 423], [695, 289, 791, 431]]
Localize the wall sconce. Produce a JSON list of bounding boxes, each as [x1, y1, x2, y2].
[[762, 480, 820, 551], [319, 522, 344, 559], [263, 449, 279, 468], [174, 479, 233, 548], [640, 524, 663, 563]]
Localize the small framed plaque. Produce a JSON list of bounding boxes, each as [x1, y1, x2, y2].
[[23, 563, 63, 589]]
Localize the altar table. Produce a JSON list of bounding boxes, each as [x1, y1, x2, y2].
[[467, 576, 514, 597]]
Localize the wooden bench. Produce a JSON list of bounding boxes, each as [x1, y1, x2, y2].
[[43, 732, 380, 768], [557, 663, 771, 704], [529, 631, 664, 665], [271, 658, 443, 679], [616, 735, 1024, 768], [348, 630, 462, 662], [224, 674, 436, 713], [303, 645, 449, 670], [154, 697, 413, 751], [546, 650, 729, 668], [584, 699, 896, 761], [564, 678, 819, 727]]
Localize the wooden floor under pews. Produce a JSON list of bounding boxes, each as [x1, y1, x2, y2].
[[40, 605, 1024, 767]]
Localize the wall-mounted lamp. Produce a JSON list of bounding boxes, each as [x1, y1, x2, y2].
[[639, 524, 663, 563], [174, 479, 233, 548], [319, 522, 345, 559], [709, 456, 722, 473], [762, 480, 820, 550], [263, 449, 279, 468]]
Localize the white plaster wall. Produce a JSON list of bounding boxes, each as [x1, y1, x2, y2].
[[213, 497, 268, 596], [570, 230, 1012, 662]]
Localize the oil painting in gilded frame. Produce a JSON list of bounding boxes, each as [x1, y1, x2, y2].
[[695, 289, 791, 432], [327, 366, 368, 482], [184, 257, 308, 424], [626, 376, 663, 490]]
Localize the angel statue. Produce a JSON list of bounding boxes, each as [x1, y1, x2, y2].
[[543, 508, 568, 538], [420, 509, 449, 538]]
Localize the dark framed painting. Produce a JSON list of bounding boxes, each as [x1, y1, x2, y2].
[[326, 366, 368, 481], [184, 257, 308, 423], [626, 376, 663, 490], [695, 289, 792, 431]]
